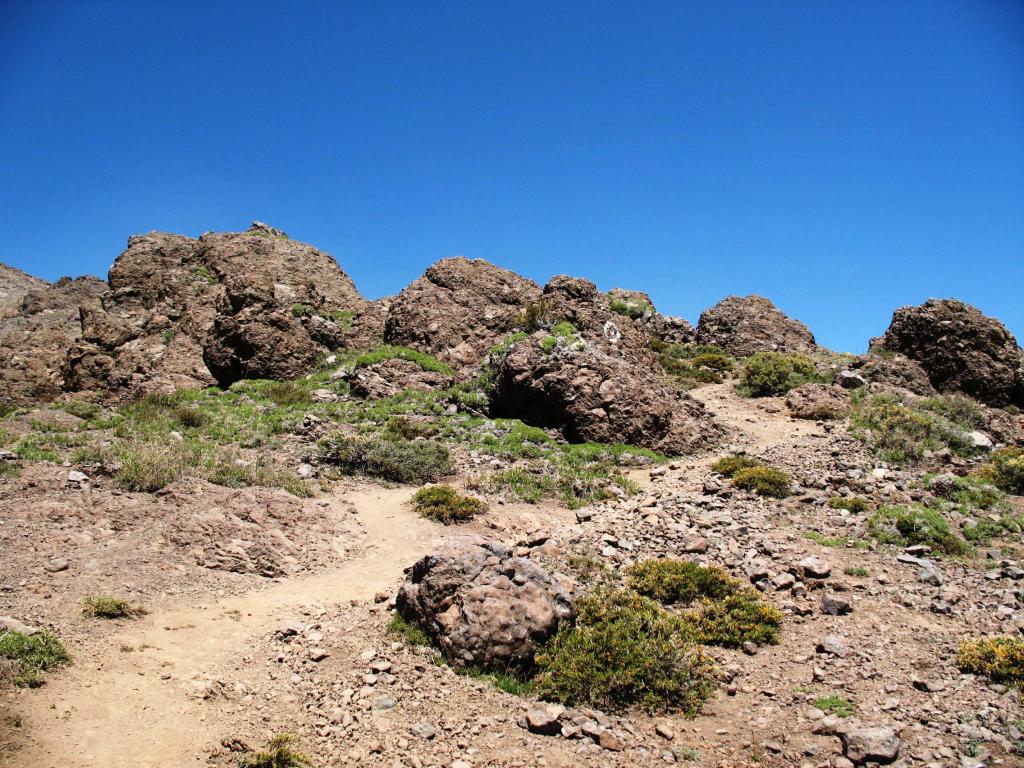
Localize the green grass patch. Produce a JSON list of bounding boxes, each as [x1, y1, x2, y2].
[[318, 434, 452, 484], [844, 566, 870, 577], [457, 664, 536, 696], [240, 734, 313, 768], [0, 630, 70, 688], [352, 345, 454, 375], [732, 466, 792, 498], [81, 596, 147, 619], [710, 454, 762, 477], [412, 484, 486, 523], [828, 496, 868, 513], [388, 613, 432, 646], [814, 695, 856, 717], [867, 505, 970, 556]]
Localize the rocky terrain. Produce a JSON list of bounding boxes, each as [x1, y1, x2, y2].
[[2, 223, 1024, 768]]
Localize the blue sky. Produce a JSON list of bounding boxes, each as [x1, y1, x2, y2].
[[1, 1, 1021, 352]]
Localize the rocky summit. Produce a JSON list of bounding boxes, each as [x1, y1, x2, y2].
[[2, 224, 1024, 768]]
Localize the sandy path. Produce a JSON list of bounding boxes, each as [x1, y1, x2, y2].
[[13, 484, 439, 768]]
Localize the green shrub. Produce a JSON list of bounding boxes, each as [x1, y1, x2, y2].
[[738, 352, 822, 397], [240, 735, 313, 768], [81, 596, 146, 619], [679, 592, 783, 647], [540, 336, 557, 353], [652, 340, 736, 387], [732, 466, 792, 498], [412, 484, 486, 523], [610, 296, 652, 319], [518, 299, 555, 332], [844, 566, 870, 577], [0, 630, 70, 688], [352, 345, 454, 375], [849, 391, 978, 463], [264, 381, 312, 406], [388, 613, 432, 646], [828, 496, 868, 513], [978, 448, 1024, 495], [867, 505, 970, 555], [291, 303, 314, 318], [317, 434, 452, 483], [534, 590, 716, 714], [814, 695, 855, 717], [58, 400, 102, 420], [958, 636, 1024, 685], [803, 531, 844, 547], [916, 394, 985, 429], [710, 454, 762, 477], [630, 560, 738, 604]]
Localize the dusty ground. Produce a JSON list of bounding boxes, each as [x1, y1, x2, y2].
[[1, 383, 1021, 768]]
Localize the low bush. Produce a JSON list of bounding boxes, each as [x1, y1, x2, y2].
[[680, 592, 783, 648], [385, 416, 438, 440], [978, 448, 1024, 496], [412, 484, 486, 523], [867, 505, 970, 555], [610, 296, 652, 319], [828, 496, 868, 513], [630, 560, 737, 604], [732, 466, 792, 498], [317, 434, 452, 484], [240, 734, 313, 768], [710, 454, 762, 477], [0, 630, 70, 688], [958, 636, 1024, 685], [738, 352, 822, 397], [533, 589, 716, 714], [81, 596, 146, 619], [849, 391, 980, 463], [353, 345, 454, 375], [652, 340, 736, 387]]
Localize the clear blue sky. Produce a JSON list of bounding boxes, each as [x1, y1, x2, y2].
[[1, 1, 1022, 352]]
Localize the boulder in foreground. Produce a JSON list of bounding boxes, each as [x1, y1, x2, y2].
[[696, 294, 816, 358]]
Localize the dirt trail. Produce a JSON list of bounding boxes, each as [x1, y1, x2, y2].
[[690, 382, 823, 453], [13, 484, 438, 768]]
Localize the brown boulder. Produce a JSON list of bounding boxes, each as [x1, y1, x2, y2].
[[0, 275, 106, 408], [874, 298, 1024, 407], [849, 352, 936, 396], [396, 535, 574, 669], [785, 383, 851, 420], [347, 358, 451, 399], [384, 257, 541, 367], [0, 264, 48, 317], [696, 295, 816, 357], [491, 334, 720, 455]]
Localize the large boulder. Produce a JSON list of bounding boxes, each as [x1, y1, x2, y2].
[[0, 275, 106, 408], [384, 257, 541, 367], [65, 223, 374, 397], [785, 383, 850, 420], [874, 298, 1024, 407], [848, 352, 936, 397], [491, 334, 720, 455], [347, 358, 451, 399], [696, 295, 816, 357], [396, 536, 574, 669]]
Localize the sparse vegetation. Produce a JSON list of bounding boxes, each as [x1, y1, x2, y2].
[[318, 434, 452, 484], [534, 589, 716, 714], [81, 596, 147, 619], [732, 466, 792, 498], [352, 345, 454, 375], [412, 484, 486, 523], [828, 496, 868, 513], [457, 664, 535, 696], [610, 295, 652, 319], [977, 447, 1024, 496], [867, 504, 970, 555], [814, 695, 856, 717], [388, 613, 432, 646], [738, 352, 822, 397], [240, 734, 313, 768], [849, 390, 982, 464], [958, 636, 1024, 685], [710, 454, 763, 477], [651, 339, 735, 387], [0, 630, 70, 688], [844, 566, 870, 577], [630, 559, 737, 604]]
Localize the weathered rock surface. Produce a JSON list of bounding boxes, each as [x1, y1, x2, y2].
[[0, 275, 106, 407], [0, 264, 48, 317], [695, 295, 816, 357], [849, 352, 936, 397], [785, 383, 850, 420], [63, 224, 371, 395], [384, 257, 541, 367], [348, 358, 451, 400], [875, 298, 1024, 407], [396, 535, 574, 669], [491, 334, 720, 455]]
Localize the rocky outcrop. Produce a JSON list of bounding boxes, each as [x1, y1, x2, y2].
[[848, 353, 936, 397], [491, 334, 720, 455], [0, 264, 48, 317], [785, 383, 850, 420], [0, 276, 106, 407], [384, 257, 541, 367], [347, 359, 451, 399], [65, 223, 373, 396], [874, 299, 1024, 407], [696, 295, 816, 357], [396, 536, 574, 669]]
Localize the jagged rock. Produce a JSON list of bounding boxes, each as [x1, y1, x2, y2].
[[65, 224, 371, 397], [695, 295, 816, 357], [785, 383, 850, 420], [384, 257, 541, 367], [348, 358, 450, 399], [396, 535, 574, 669], [835, 370, 867, 389], [874, 298, 1024, 407], [646, 313, 695, 346], [491, 334, 720, 455], [0, 275, 106, 407], [849, 352, 936, 396]]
